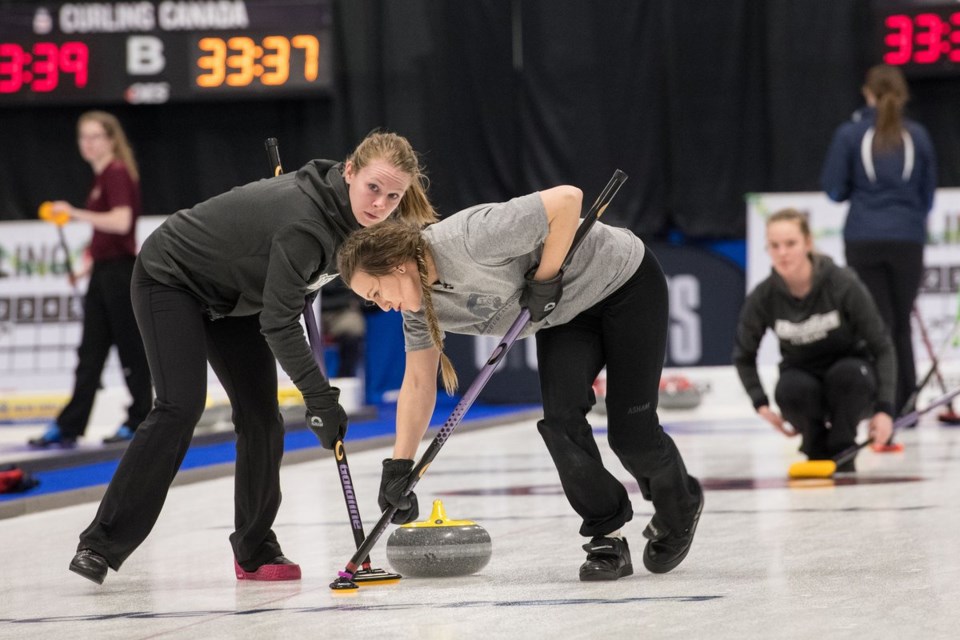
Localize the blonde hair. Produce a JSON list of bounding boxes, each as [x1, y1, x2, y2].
[[864, 64, 909, 152], [78, 111, 139, 182], [338, 221, 458, 394], [767, 208, 812, 241], [347, 131, 438, 226], [767, 208, 819, 262]]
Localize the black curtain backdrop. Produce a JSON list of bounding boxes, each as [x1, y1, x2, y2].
[[2, 0, 959, 237]]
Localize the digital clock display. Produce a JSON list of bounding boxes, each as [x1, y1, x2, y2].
[[193, 34, 320, 89], [876, 1, 960, 76], [0, 41, 89, 93], [0, 0, 332, 106]]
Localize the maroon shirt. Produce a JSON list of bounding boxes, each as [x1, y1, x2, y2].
[[85, 159, 140, 261]]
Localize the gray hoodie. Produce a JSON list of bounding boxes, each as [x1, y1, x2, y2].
[[402, 192, 645, 351]]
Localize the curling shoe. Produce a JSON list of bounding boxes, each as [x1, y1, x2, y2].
[[70, 549, 109, 585], [579, 536, 633, 581], [28, 424, 77, 448], [103, 424, 135, 444], [877, 441, 905, 453], [642, 477, 704, 574], [234, 555, 302, 581]]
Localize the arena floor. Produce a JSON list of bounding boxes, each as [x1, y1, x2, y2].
[[2, 370, 959, 639]]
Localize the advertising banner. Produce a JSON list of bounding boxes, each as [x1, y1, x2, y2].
[[0, 217, 163, 394]]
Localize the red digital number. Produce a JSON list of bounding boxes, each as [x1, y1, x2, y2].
[[883, 15, 913, 65], [0, 42, 25, 93], [950, 12, 960, 63], [913, 13, 944, 64], [31, 42, 59, 92], [60, 42, 88, 87]]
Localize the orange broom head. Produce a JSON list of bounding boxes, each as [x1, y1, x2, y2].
[[788, 459, 837, 479]]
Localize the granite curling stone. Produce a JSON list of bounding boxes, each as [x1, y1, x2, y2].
[[385, 499, 492, 578], [658, 374, 702, 410]]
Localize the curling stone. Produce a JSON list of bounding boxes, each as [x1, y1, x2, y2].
[[385, 500, 492, 578], [658, 374, 702, 410]]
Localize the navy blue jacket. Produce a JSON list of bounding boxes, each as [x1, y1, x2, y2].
[[820, 106, 936, 245]]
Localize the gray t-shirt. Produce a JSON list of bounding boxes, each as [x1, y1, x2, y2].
[[402, 192, 645, 351]]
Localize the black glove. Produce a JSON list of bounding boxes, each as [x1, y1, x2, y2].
[[519, 266, 563, 322], [379, 458, 419, 524], [307, 403, 348, 450]]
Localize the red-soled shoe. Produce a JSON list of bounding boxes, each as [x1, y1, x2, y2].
[[876, 442, 905, 453], [234, 555, 302, 581]]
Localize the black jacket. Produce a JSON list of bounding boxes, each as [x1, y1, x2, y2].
[[733, 254, 896, 415], [138, 160, 357, 412]]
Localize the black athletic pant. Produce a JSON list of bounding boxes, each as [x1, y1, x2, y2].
[[78, 260, 285, 571], [774, 358, 877, 458], [845, 240, 924, 415], [535, 251, 699, 539], [58, 256, 152, 438]]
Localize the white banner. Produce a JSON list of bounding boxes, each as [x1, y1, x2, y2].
[[745, 189, 960, 386], [0, 217, 164, 394], [0, 216, 364, 423]]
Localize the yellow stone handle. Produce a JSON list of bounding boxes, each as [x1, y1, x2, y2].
[[400, 499, 478, 528]]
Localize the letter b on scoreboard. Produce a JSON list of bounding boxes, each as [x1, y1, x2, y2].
[[127, 36, 166, 75]]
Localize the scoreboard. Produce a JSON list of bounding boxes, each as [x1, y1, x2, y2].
[[0, 0, 333, 105], [874, 0, 960, 77]]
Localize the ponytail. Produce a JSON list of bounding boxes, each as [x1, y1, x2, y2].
[[346, 131, 438, 226], [864, 65, 908, 151]]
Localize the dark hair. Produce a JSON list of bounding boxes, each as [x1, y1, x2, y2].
[[864, 64, 909, 151], [338, 221, 458, 394]]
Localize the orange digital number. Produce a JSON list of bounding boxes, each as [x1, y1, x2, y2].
[[226, 36, 255, 86], [261, 36, 290, 85], [291, 34, 319, 81], [196, 37, 226, 87], [198, 33, 321, 90]]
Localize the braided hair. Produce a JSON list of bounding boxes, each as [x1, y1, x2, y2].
[[338, 222, 458, 394]]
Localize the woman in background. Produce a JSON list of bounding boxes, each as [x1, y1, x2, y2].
[[734, 208, 895, 470], [821, 64, 937, 425], [29, 111, 152, 447]]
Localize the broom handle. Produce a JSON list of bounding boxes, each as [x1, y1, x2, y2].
[[833, 384, 960, 467], [333, 169, 628, 585]]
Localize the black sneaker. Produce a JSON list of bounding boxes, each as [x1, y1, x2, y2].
[[642, 477, 704, 574], [579, 536, 633, 581], [70, 549, 109, 584]]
